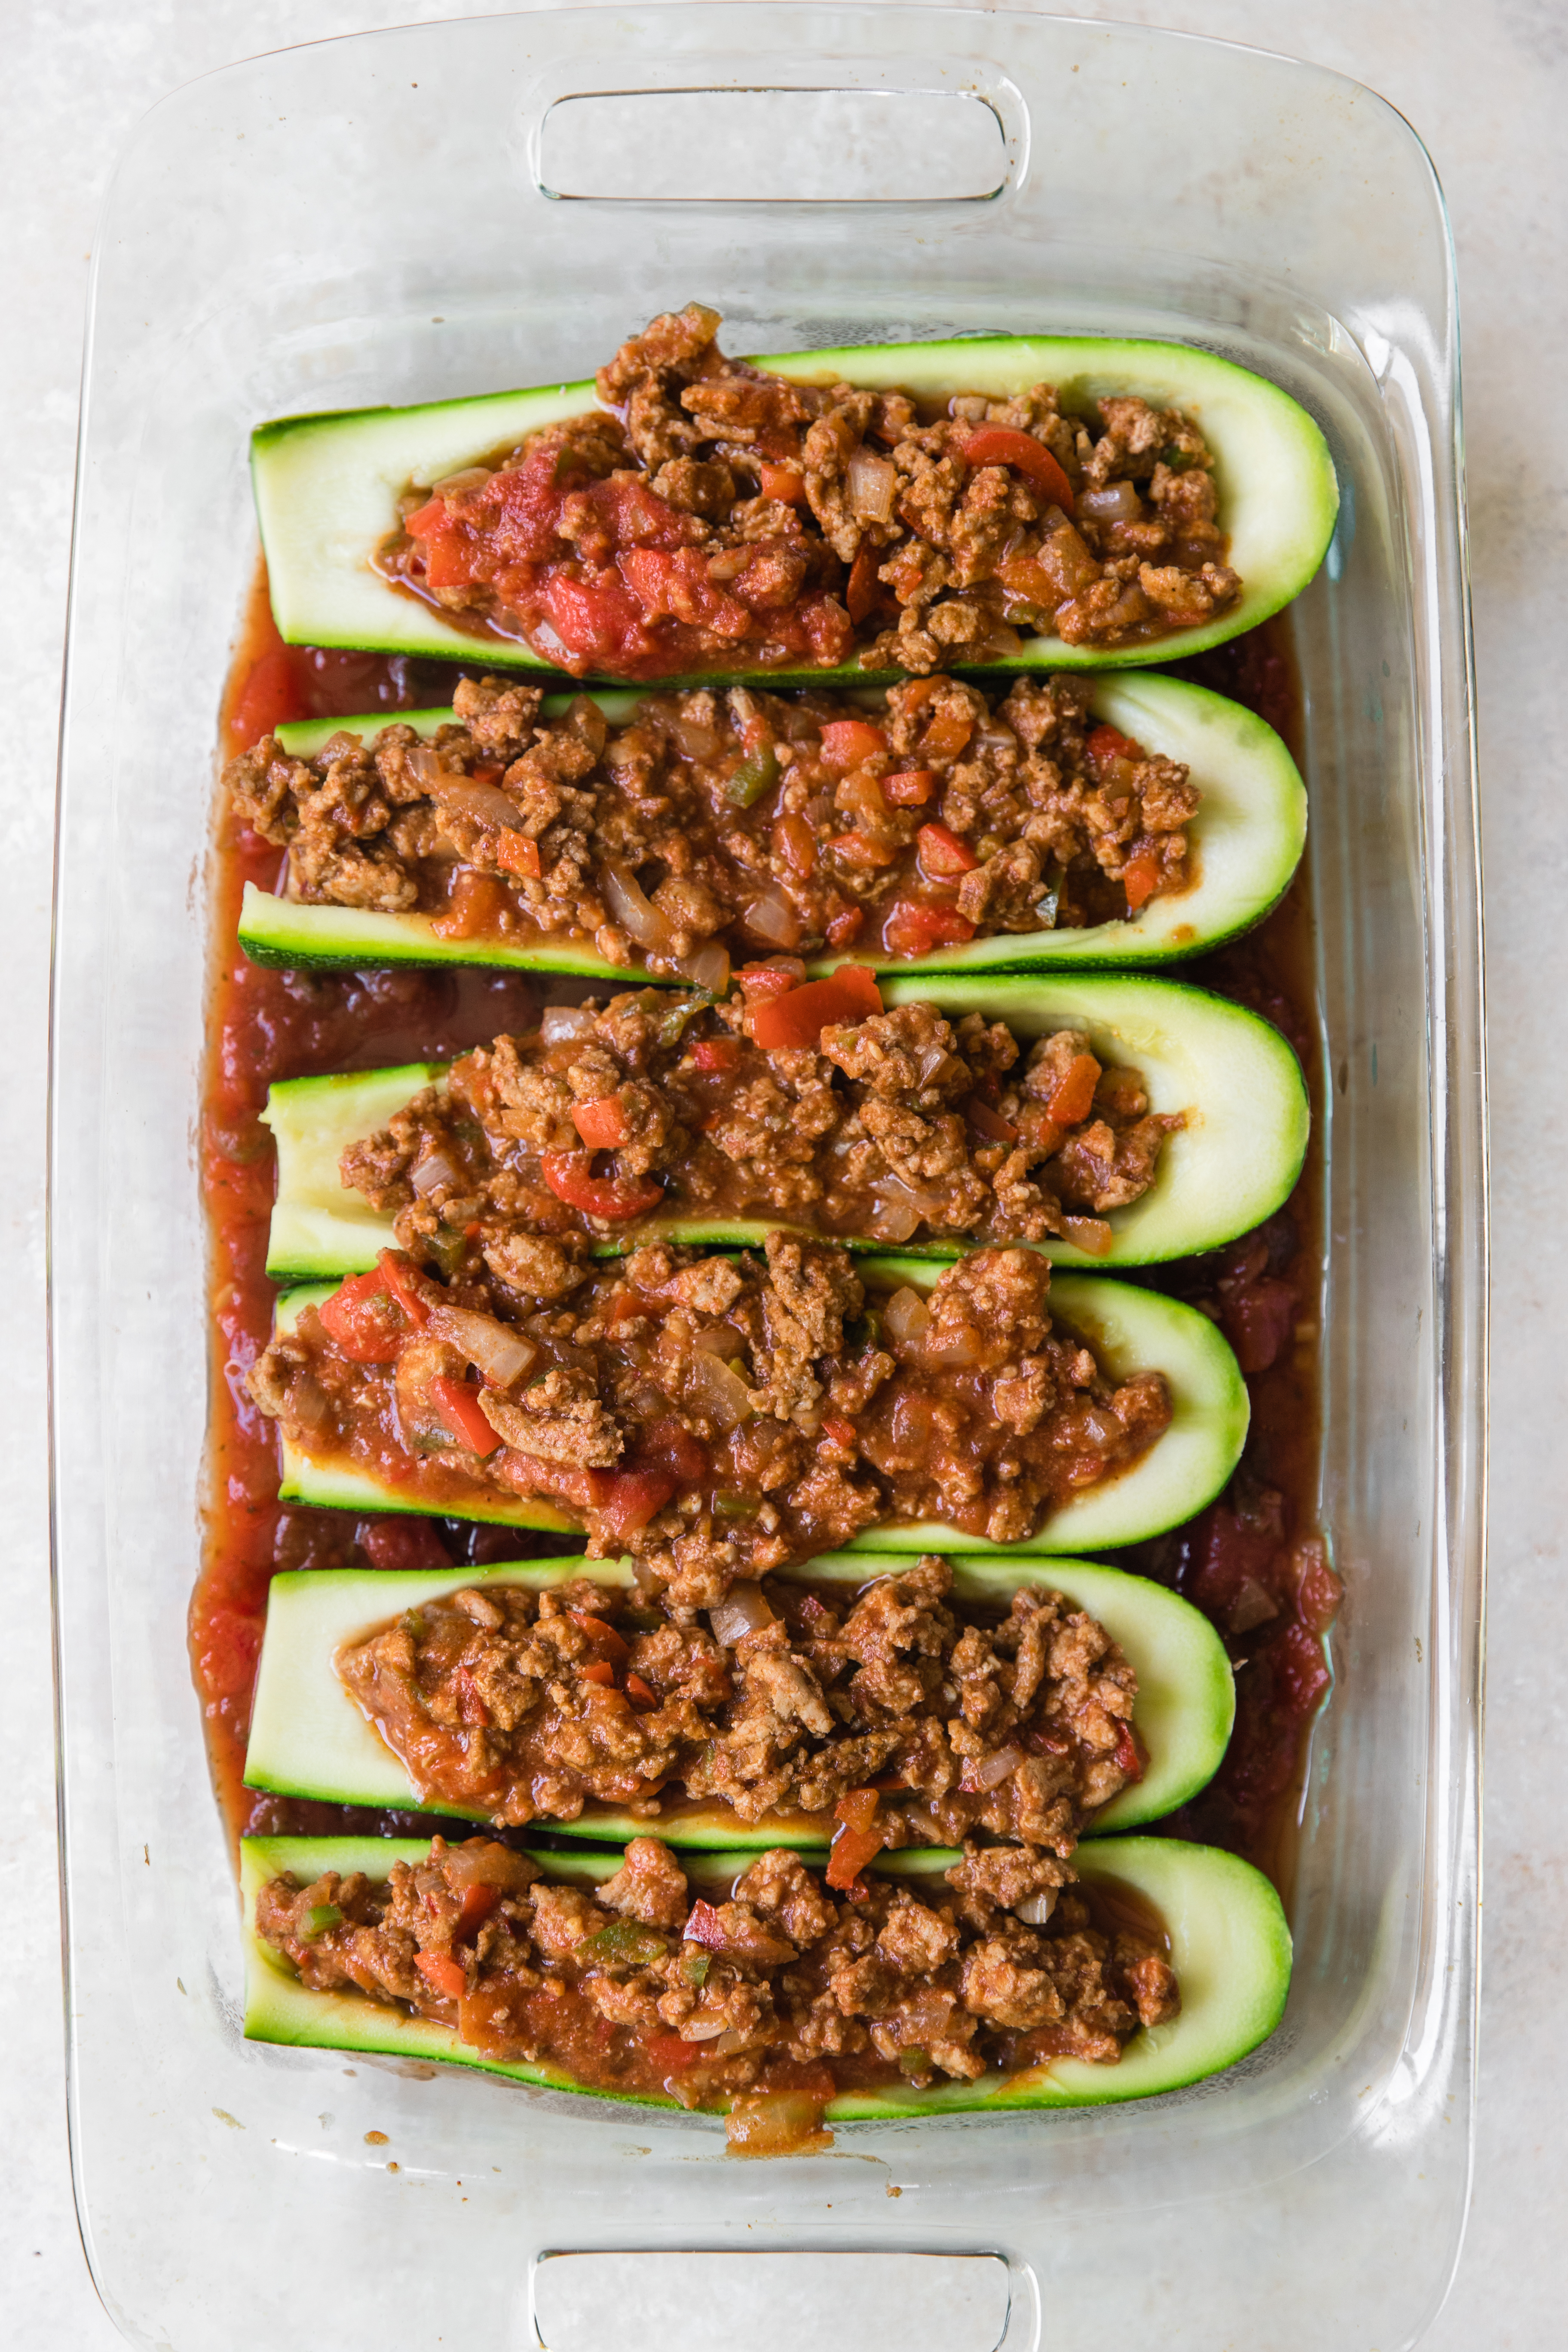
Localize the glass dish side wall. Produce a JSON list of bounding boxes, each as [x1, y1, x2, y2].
[[50, 11, 1479, 2350]]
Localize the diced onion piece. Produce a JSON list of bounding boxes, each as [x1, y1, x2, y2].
[[427, 1305, 538, 1389], [925, 1322, 983, 1369], [678, 2015, 728, 2043], [1013, 1889, 1057, 1926], [410, 1150, 459, 1197], [405, 744, 448, 790], [603, 861, 674, 951], [741, 885, 803, 950], [432, 466, 495, 497], [682, 942, 732, 992], [880, 1286, 931, 1346], [430, 776, 526, 832], [1079, 1404, 1125, 1447], [709, 1582, 775, 1647], [847, 447, 898, 524], [865, 1188, 922, 1245], [683, 1348, 755, 1430], [1077, 480, 1142, 523], [541, 1004, 597, 1043], [962, 1742, 1024, 1793], [671, 713, 720, 760]]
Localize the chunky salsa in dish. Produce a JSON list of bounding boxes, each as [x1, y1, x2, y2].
[[253, 1832, 1178, 2140], [343, 987, 1176, 1258], [375, 304, 1241, 680], [334, 1555, 1142, 1847], [248, 1238, 1173, 1610], [226, 669, 1198, 970]]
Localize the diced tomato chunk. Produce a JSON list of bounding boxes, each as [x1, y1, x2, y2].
[[818, 718, 887, 770], [319, 1270, 406, 1363], [431, 1375, 502, 1457], [1086, 723, 1143, 770], [880, 899, 977, 959], [1122, 850, 1161, 910], [571, 1095, 630, 1149], [1112, 1721, 1145, 1782], [645, 2033, 706, 2072], [827, 1788, 884, 1889], [682, 1899, 730, 1952], [570, 1611, 631, 1662], [691, 1037, 741, 1073], [594, 1467, 677, 1539], [496, 832, 542, 880], [736, 962, 806, 1003], [539, 1151, 664, 1222], [639, 1417, 710, 1482], [357, 1516, 451, 1573], [758, 462, 806, 504], [845, 542, 883, 625], [825, 905, 864, 947], [821, 1415, 857, 1450], [455, 1882, 499, 1939], [958, 425, 1076, 512], [917, 822, 979, 879], [1272, 1620, 1332, 1718], [748, 965, 883, 1050], [1295, 1543, 1344, 1636], [228, 646, 308, 748], [1220, 1275, 1298, 1375], [432, 870, 509, 940], [415, 1950, 468, 2002], [1047, 1053, 1102, 1127]]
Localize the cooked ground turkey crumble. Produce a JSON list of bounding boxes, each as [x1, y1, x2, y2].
[[337, 1555, 1142, 1847], [341, 990, 1182, 1261], [371, 303, 1239, 679], [224, 668, 1201, 970], [254, 1832, 1179, 2140], [247, 1236, 1172, 1611]]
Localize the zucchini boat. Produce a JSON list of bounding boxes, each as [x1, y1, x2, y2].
[[268, 1263, 1248, 1554], [260, 971, 1308, 1283], [242, 1551, 1235, 1842], [251, 332, 1336, 683], [240, 1832, 1292, 2119], [235, 672, 1307, 981]]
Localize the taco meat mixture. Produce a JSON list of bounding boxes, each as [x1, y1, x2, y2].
[[341, 984, 1182, 1259], [337, 1554, 1142, 1847], [224, 668, 1200, 970], [254, 1832, 1178, 2144], [247, 1237, 1171, 1610], [373, 303, 1239, 680]]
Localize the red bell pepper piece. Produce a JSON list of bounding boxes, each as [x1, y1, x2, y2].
[[496, 833, 542, 880], [571, 1095, 631, 1149], [691, 1036, 741, 1073], [1122, 850, 1161, 910], [882, 768, 935, 806], [415, 1950, 468, 2002], [917, 822, 979, 879], [826, 1788, 885, 1890], [879, 898, 977, 959], [456, 1882, 499, 1939], [958, 425, 1076, 513], [376, 1249, 430, 1328], [594, 1467, 678, 1539], [1086, 723, 1143, 770], [430, 1375, 502, 1457], [748, 965, 883, 1051], [818, 718, 888, 770], [319, 1270, 405, 1363], [540, 1151, 663, 1221]]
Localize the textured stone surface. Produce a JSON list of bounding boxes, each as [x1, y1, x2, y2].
[[3, 2, 1562, 2344]]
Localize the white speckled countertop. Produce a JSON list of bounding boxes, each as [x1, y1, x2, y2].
[[5, 2, 1562, 2343]]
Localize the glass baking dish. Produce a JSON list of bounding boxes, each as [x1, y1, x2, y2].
[[49, 7, 1483, 2346]]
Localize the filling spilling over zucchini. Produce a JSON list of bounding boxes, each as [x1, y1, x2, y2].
[[241, 1831, 1292, 2145], [261, 971, 1307, 1283], [249, 1248, 1247, 1605], [243, 1550, 1234, 1847], [233, 669, 1306, 982], [252, 309, 1337, 685]]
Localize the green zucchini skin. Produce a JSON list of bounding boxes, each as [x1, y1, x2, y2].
[[238, 673, 1306, 980], [241, 1551, 1234, 1840], [260, 971, 1307, 1283], [269, 1267, 1246, 1554], [250, 334, 1336, 680], [239, 1831, 1292, 2117]]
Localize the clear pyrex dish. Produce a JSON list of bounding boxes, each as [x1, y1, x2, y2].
[[50, 8, 1483, 2348]]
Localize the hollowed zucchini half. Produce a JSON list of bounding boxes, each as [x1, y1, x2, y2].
[[241, 1551, 1234, 1843], [259, 969, 1307, 1283], [250, 331, 1336, 684], [268, 1263, 1247, 1554], [239, 1831, 1291, 2119], [236, 671, 1305, 981]]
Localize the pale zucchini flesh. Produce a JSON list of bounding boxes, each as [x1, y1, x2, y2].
[[261, 970, 1307, 1282], [251, 333, 1336, 681], [270, 1268, 1247, 1554], [237, 672, 1306, 980], [242, 1551, 1234, 1841], [240, 1831, 1292, 2118]]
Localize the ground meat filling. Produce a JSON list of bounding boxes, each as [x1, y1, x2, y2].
[[224, 668, 1200, 967], [340, 991, 1182, 1262], [335, 1556, 1142, 1847], [254, 1834, 1179, 2140], [371, 303, 1239, 680], [246, 1236, 1172, 1611]]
